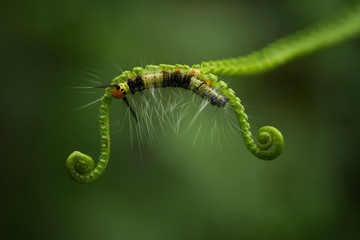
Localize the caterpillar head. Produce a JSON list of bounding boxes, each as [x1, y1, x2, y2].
[[112, 83, 129, 99]]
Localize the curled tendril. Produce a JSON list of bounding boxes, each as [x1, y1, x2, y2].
[[229, 96, 284, 160], [66, 89, 112, 183], [255, 126, 284, 160]]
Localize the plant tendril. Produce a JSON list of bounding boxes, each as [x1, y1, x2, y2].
[[201, 4, 360, 76], [66, 89, 112, 183], [66, 3, 360, 183], [225, 92, 284, 160]]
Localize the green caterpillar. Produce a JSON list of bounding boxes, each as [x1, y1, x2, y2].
[[66, 3, 360, 183]]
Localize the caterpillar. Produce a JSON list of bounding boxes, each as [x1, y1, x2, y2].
[[66, 3, 360, 183], [113, 67, 229, 108]]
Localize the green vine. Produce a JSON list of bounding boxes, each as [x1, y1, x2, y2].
[[66, 4, 360, 183], [201, 3, 360, 76]]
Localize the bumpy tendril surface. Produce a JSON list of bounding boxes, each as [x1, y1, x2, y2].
[[66, 89, 112, 183], [201, 4, 360, 76], [214, 82, 284, 160], [231, 99, 284, 160], [66, 3, 360, 183]]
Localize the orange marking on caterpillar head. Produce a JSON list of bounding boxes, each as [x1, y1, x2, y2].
[[175, 68, 180, 72], [205, 81, 211, 86], [112, 88, 124, 99], [191, 71, 196, 76]]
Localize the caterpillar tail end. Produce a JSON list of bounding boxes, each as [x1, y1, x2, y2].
[[253, 126, 284, 160], [66, 151, 100, 183]]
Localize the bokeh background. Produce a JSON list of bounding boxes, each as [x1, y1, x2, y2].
[[2, 0, 359, 239]]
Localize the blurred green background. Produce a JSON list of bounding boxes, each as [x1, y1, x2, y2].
[[2, 0, 359, 239]]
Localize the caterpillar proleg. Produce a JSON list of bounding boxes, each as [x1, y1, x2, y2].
[[66, 3, 360, 183]]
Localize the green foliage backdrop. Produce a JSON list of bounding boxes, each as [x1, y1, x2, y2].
[[1, 0, 359, 239]]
